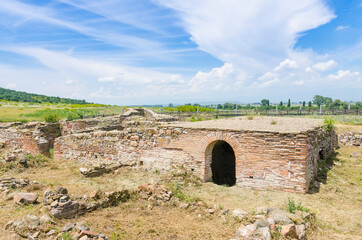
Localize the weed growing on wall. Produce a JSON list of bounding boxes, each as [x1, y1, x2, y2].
[[323, 118, 335, 132]]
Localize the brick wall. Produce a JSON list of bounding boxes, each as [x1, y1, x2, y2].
[[54, 119, 337, 193], [0, 122, 60, 156]]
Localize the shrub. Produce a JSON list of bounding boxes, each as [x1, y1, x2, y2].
[[44, 113, 59, 123], [287, 197, 310, 214], [270, 120, 277, 125], [323, 118, 335, 132], [61, 232, 72, 240]]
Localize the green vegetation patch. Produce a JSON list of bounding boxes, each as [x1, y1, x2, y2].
[[22, 108, 98, 121]]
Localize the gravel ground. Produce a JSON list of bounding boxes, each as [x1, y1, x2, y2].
[[166, 116, 324, 133]]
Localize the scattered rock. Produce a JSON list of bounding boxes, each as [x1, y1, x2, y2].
[[232, 209, 249, 221], [269, 224, 278, 232], [46, 229, 56, 236], [258, 227, 272, 240], [281, 224, 298, 239], [255, 219, 269, 229], [339, 132, 361, 147], [235, 224, 256, 238], [14, 192, 38, 205], [266, 217, 275, 225], [255, 206, 268, 215], [89, 190, 102, 200], [9, 214, 40, 237], [62, 222, 75, 232], [221, 209, 229, 215], [350, 152, 361, 158], [296, 224, 306, 240], [79, 229, 99, 238], [55, 187, 68, 195], [268, 208, 294, 225], [208, 208, 216, 214], [51, 200, 80, 219], [79, 163, 122, 177], [39, 214, 54, 225]]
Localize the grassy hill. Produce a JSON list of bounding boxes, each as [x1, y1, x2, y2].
[[0, 87, 88, 104]]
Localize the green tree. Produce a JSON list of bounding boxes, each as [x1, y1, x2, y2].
[[279, 101, 283, 106], [302, 101, 306, 107], [325, 97, 333, 107], [217, 104, 223, 109], [308, 101, 312, 107], [287, 99, 291, 107], [313, 95, 326, 107], [261, 99, 269, 106], [168, 103, 174, 108]]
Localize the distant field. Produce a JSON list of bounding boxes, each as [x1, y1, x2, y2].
[[0, 101, 125, 122]]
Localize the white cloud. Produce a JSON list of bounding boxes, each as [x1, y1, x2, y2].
[[312, 60, 337, 71], [305, 66, 313, 72], [328, 70, 360, 81], [97, 76, 116, 82], [274, 59, 299, 71], [292, 80, 305, 86], [156, 0, 335, 73], [336, 25, 349, 31], [0, 47, 188, 104], [189, 63, 246, 92], [255, 72, 280, 87]]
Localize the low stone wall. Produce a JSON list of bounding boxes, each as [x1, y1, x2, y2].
[[0, 122, 60, 156], [54, 121, 195, 173], [339, 132, 361, 147], [60, 115, 123, 135], [305, 129, 338, 189]]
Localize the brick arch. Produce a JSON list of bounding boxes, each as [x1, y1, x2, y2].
[[199, 132, 242, 182]]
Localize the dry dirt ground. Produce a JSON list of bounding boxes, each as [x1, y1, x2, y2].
[[167, 116, 323, 133], [0, 124, 361, 240]]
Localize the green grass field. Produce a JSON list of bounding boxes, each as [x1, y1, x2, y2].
[[0, 101, 125, 122]]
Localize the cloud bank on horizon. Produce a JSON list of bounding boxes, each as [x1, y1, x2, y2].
[[0, 0, 361, 104]]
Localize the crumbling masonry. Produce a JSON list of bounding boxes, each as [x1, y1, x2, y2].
[[0, 109, 337, 193]]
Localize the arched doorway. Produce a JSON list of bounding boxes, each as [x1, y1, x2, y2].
[[211, 140, 236, 186]]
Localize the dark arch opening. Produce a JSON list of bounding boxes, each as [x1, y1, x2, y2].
[[211, 140, 236, 186]]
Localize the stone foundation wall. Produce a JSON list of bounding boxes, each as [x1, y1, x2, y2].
[[54, 120, 337, 193], [305, 129, 338, 189], [0, 122, 60, 156], [54, 121, 195, 173], [2, 111, 337, 193]]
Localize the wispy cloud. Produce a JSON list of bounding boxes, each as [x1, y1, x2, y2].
[[59, 0, 173, 34], [336, 25, 350, 31], [0, 0, 164, 52]]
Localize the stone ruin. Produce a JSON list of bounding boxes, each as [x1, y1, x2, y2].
[[0, 108, 338, 193]]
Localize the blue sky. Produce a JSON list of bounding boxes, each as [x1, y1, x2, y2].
[[0, 0, 361, 105]]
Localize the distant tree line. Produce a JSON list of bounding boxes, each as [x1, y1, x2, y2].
[[0, 87, 89, 104], [166, 95, 362, 111]]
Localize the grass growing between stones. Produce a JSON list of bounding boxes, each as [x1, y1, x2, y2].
[[0, 124, 361, 239]]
